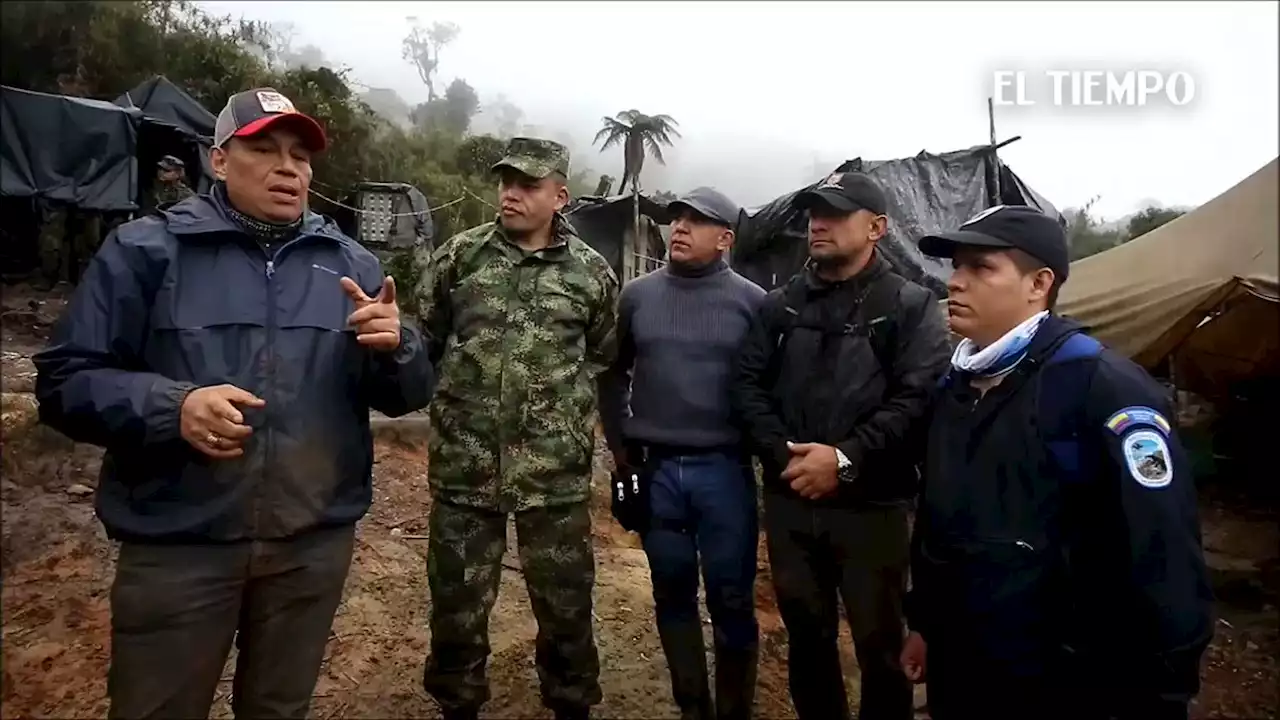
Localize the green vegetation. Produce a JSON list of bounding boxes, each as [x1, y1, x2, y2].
[[1065, 196, 1186, 261], [0, 0, 604, 256]]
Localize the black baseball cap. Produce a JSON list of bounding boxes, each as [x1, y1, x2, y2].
[[213, 88, 328, 152], [668, 186, 739, 227], [795, 172, 888, 216], [919, 204, 1071, 281]]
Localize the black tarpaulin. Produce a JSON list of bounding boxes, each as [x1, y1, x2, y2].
[[114, 75, 216, 140], [1, 85, 141, 211], [732, 145, 1063, 297], [115, 76, 217, 193]]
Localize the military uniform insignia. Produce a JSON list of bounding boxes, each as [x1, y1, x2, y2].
[[817, 173, 844, 189], [1104, 406, 1172, 436], [1122, 429, 1173, 488]]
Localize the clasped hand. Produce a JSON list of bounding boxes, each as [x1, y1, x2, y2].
[[781, 441, 840, 499]]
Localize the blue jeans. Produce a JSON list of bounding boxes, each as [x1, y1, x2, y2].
[[642, 450, 759, 651]]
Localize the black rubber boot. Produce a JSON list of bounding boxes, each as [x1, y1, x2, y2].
[[658, 620, 715, 720], [441, 706, 480, 720], [552, 706, 590, 720], [714, 640, 758, 720]]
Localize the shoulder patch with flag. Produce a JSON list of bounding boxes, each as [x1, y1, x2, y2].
[[1104, 405, 1171, 436]]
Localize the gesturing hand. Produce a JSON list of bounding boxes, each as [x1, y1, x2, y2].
[[340, 275, 401, 352], [901, 631, 927, 683], [180, 384, 266, 460], [781, 441, 840, 499]]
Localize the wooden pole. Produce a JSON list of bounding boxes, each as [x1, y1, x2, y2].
[[988, 97, 1003, 203]]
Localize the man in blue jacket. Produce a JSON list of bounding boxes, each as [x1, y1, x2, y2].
[[33, 87, 434, 720], [900, 205, 1214, 720]]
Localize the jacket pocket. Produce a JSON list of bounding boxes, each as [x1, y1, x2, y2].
[[919, 534, 1063, 666]]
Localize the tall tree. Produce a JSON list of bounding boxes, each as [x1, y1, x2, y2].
[[592, 110, 680, 195], [401, 18, 458, 101]]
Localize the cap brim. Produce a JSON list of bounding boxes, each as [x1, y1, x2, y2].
[[795, 189, 864, 214], [491, 157, 557, 179], [918, 229, 1015, 258], [233, 113, 328, 152], [667, 199, 731, 227]]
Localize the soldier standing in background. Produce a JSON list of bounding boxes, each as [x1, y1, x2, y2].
[[35, 197, 68, 289], [416, 137, 619, 720], [144, 155, 195, 213]]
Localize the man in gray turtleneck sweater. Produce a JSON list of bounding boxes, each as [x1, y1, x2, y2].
[[600, 187, 766, 720]]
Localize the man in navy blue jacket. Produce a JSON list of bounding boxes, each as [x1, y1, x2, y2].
[[899, 205, 1214, 720], [33, 88, 434, 720]]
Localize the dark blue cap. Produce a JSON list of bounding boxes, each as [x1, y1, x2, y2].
[[919, 204, 1071, 281], [668, 186, 739, 227]]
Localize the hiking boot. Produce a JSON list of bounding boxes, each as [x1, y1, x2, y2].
[[713, 640, 758, 720]]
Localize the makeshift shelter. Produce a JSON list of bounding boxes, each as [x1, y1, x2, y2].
[[114, 75, 217, 193], [1058, 158, 1279, 399], [1, 85, 142, 210], [732, 143, 1063, 296], [565, 193, 670, 281]]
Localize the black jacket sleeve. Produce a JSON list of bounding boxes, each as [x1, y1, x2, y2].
[[597, 284, 635, 461], [1085, 356, 1215, 716], [835, 286, 952, 475], [730, 289, 792, 472], [33, 229, 195, 448]]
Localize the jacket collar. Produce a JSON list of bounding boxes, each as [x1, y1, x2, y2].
[[488, 212, 578, 263], [801, 248, 890, 295], [160, 193, 340, 241]]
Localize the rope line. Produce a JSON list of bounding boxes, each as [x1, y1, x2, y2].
[[307, 187, 466, 217]]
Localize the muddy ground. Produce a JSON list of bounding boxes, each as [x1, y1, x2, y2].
[[2, 283, 1276, 719]]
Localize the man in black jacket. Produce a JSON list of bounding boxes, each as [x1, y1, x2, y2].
[[899, 205, 1214, 720], [730, 172, 952, 720]]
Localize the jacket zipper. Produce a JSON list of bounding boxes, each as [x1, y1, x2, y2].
[[259, 256, 276, 537]]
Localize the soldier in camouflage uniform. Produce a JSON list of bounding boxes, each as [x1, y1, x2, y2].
[[36, 198, 68, 288], [416, 137, 619, 720], [144, 155, 195, 212]]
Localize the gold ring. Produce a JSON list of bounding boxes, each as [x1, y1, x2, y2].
[[206, 433, 222, 446]]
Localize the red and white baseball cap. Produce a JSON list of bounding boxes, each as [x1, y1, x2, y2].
[[213, 87, 328, 152]]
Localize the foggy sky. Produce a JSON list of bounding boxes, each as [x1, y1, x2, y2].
[[200, 0, 1278, 220]]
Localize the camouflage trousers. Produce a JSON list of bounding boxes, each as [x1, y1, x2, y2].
[[423, 499, 601, 713]]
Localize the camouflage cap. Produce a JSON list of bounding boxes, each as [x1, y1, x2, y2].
[[491, 137, 570, 179]]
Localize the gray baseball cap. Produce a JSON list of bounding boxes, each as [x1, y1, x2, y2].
[[213, 87, 327, 152], [668, 187, 739, 227]]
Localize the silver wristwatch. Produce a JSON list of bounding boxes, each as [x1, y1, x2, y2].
[[835, 448, 856, 482]]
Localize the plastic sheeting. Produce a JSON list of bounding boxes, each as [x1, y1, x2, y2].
[[732, 145, 1064, 296], [114, 76, 216, 140], [1, 85, 141, 211], [115, 76, 217, 193]]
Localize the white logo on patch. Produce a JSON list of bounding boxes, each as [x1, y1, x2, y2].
[[256, 91, 296, 114], [962, 204, 1010, 227], [817, 173, 844, 189], [1122, 429, 1173, 488]]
